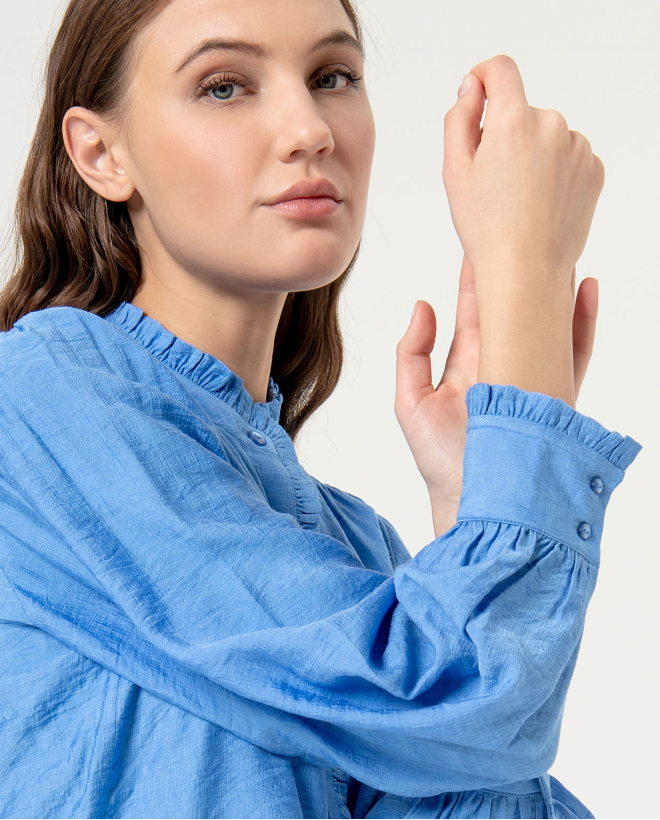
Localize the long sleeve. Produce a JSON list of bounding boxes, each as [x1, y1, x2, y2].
[[0, 326, 642, 799]]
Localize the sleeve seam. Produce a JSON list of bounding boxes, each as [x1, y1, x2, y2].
[[454, 516, 599, 567]]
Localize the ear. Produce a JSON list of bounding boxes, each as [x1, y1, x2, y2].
[[62, 107, 135, 202]]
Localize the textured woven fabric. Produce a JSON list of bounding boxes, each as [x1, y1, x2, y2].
[[0, 301, 642, 818]]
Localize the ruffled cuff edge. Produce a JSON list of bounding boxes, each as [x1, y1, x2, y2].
[[465, 383, 643, 471]]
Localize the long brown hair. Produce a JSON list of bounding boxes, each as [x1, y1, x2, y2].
[[0, 0, 364, 445]]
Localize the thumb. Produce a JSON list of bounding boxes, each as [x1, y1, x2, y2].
[[443, 72, 486, 168], [395, 300, 436, 410]]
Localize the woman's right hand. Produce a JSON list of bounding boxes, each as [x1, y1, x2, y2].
[[442, 55, 605, 407]]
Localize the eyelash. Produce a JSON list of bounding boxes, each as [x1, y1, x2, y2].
[[197, 66, 363, 103]]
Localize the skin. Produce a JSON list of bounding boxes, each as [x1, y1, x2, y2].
[[396, 58, 602, 537], [63, 8, 601, 540], [63, 0, 375, 404]]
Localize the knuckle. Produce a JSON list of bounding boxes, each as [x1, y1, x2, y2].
[[574, 341, 593, 359], [593, 154, 606, 186], [571, 129, 592, 154], [542, 108, 568, 133], [491, 53, 518, 69]]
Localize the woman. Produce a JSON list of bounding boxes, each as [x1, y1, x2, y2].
[[0, 0, 642, 817]]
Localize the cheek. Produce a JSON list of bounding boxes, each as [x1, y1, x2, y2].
[[337, 110, 376, 206], [134, 110, 256, 227]]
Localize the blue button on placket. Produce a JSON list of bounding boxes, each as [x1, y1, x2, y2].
[[248, 430, 267, 446]]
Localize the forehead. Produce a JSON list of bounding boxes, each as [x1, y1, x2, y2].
[[135, 0, 355, 69]]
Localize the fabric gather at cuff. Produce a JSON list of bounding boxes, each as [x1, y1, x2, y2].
[[456, 383, 643, 565]]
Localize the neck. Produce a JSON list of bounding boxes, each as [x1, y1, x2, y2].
[[130, 264, 288, 405]]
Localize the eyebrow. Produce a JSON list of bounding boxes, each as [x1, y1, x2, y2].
[[174, 29, 365, 74]]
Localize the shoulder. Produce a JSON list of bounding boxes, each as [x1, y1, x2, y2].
[[0, 307, 128, 430], [0, 306, 154, 434], [0, 305, 236, 463], [2, 305, 109, 341], [0, 306, 112, 377], [311, 478, 413, 572]]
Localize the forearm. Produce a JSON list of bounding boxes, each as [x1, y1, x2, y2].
[[476, 271, 576, 408]]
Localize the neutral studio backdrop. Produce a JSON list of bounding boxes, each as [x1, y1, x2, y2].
[[1, 1, 658, 818]]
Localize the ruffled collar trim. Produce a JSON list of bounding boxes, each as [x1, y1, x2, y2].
[[103, 301, 284, 429]]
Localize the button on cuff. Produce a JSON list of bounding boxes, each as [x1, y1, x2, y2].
[[455, 414, 627, 566]]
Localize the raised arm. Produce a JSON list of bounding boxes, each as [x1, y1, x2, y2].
[[445, 55, 603, 405], [0, 310, 642, 798], [395, 54, 605, 538]]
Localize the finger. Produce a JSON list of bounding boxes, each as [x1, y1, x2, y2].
[[592, 152, 605, 189], [468, 54, 529, 122], [571, 266, 576, 301], [453, 254, 479, 337], [438, 255, 480, 389], [573, 277, 599, 398], [443, 72, 486, 166], [395, 300, 437, 405]]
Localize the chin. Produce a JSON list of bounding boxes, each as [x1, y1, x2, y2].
[[250, 268, 345, 294], [276, 235, 358, 282], [269, 254, 355, 292]]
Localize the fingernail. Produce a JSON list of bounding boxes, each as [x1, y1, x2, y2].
[[411, 301, 418, 321], [458, 73, 474, 97]]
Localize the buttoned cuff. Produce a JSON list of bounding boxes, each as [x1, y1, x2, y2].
[[455, 383, 643, 565]]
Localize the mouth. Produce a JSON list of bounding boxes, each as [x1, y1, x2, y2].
[[263, 196, 342, 219], [263, 177, 342, 207]]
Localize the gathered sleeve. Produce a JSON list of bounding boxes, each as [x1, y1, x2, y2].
[[0, 334, 642, 799]]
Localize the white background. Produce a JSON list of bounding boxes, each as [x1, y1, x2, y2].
[[1, 1, 658, 817]]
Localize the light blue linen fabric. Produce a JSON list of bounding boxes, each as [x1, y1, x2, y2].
[[0, 301, 643, 819]]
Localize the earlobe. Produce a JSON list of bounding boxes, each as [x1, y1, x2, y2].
[[62, 106, 135, 202]]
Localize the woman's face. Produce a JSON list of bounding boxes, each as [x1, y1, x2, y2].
[[114, 0, 376, 294]]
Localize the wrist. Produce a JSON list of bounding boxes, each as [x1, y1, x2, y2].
[[476, 282, 576, 407], [429, 493, 461, 540], [472, 257, 575, 287], [478, 344, 576, 407]]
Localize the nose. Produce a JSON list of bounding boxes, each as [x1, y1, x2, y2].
[[270, 80, 335, 162]]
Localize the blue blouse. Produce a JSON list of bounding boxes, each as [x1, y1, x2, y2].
[[0, 301, 642, 819]]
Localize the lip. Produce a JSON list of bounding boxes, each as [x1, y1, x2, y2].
[[267, 197, 341, 219], [263, 178, 341, 206]]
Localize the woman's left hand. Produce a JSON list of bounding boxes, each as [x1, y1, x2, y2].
[[395, 254, 599, 538]]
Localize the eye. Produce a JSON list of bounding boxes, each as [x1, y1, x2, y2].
[[199, 72, 248, 102], [197, 66, 363, 105], [314, 67, 363, 90]]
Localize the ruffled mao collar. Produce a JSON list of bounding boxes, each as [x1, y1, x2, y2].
[[103, 301, 284, 429]]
